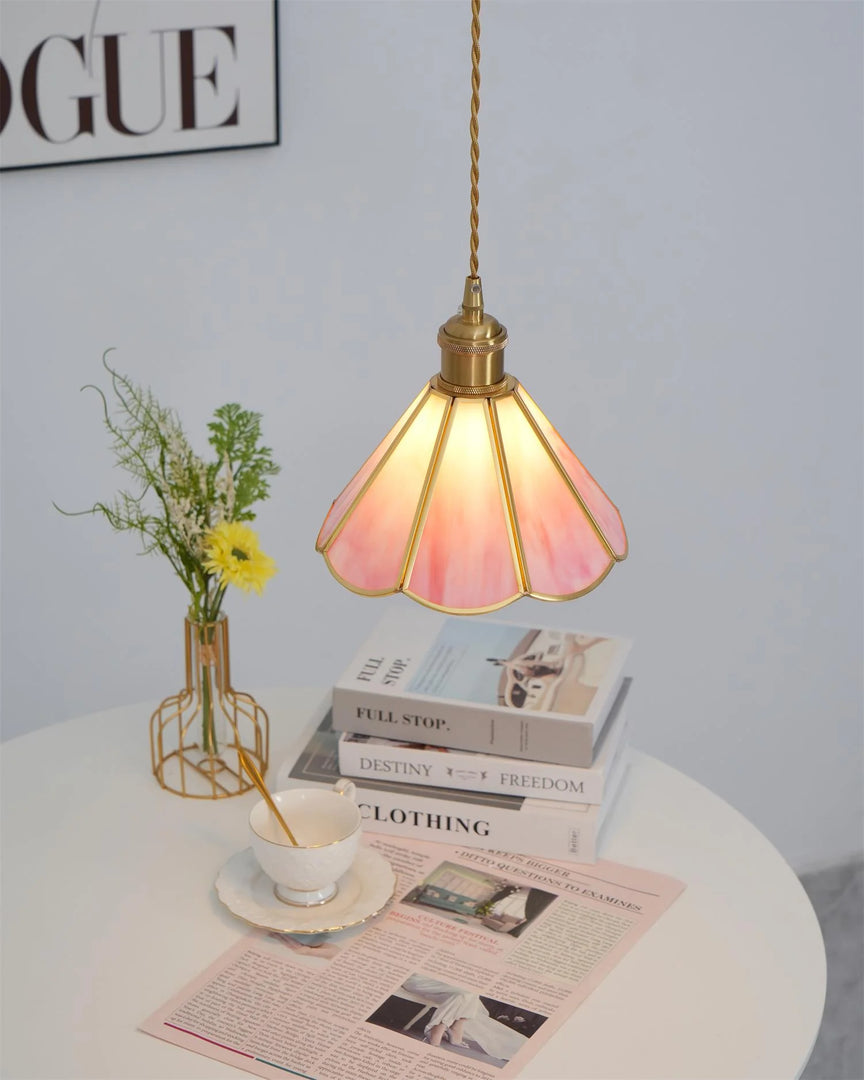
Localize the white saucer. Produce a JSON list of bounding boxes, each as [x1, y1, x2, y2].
[[215, 846, 397, 935]]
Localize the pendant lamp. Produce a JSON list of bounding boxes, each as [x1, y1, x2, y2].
[[317, 0, 627, 615]]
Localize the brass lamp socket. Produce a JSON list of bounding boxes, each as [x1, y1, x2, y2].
[[438, 276, 508, 391]]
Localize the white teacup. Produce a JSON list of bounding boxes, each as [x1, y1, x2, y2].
[[249, 780, 360, 907]]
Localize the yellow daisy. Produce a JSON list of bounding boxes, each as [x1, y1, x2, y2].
[[203, 521, 277, 595]]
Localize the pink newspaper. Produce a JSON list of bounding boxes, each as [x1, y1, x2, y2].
[[141, 834, 684, 1079]]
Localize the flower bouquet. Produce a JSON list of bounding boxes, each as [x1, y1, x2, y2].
[[61, 354, 280, 798]]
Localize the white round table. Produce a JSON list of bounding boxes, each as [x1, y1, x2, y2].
[[1, 688, 825, 1080]]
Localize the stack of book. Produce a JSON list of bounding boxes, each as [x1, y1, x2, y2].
[[278, 612, 632, 864]]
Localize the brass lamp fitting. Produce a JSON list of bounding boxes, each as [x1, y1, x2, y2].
[[436, 276, 508, 392]]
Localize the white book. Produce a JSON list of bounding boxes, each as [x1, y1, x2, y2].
[[331, 611, 632, 767], [337, 679, 631, 804], [276, 697, 630, 865]]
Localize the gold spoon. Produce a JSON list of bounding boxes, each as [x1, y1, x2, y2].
[[238, 749, 298, 846]]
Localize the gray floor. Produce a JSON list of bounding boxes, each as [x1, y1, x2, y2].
[[799, 859, 864, 1080]]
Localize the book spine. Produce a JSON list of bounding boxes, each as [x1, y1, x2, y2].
[[331, 686, 595, 767], [352, 782, 599, 863], [338, 735, 615, 804]]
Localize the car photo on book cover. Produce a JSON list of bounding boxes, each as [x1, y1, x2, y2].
[[367, 973, 548, 1067], [401, 860, 557, 938], [409, 622, 619, 716]]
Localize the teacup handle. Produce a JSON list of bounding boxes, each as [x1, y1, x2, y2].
[[333, 778, 356, 802]]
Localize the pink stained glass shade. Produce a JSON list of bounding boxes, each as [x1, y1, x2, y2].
[[494, 392, 613, 598], [405, 397, 522, 612], [317, 377, 626, 612], [515, 385, 628, 560], [323, 390, 449, 594], [316, 385, 429, 551]]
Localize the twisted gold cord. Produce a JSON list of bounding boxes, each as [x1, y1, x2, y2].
[[469, 0, 481, 278]]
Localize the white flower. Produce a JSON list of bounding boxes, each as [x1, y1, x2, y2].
[[214, 452, 236, 523]]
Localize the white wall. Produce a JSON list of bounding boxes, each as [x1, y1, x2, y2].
[[2, 1, 861, 872]]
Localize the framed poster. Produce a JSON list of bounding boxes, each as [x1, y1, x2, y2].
[[0, 0, 279, 170]]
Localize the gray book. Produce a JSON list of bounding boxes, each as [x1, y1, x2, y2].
[[331, 610, 632, 767]]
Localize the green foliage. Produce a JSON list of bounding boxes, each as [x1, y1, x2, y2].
[[207, 403, 280, 521], [56, 352, 280, 621]]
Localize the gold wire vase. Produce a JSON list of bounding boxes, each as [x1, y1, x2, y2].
[[150, 615, 269, 799]]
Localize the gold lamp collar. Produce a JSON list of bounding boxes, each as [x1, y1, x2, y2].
[[436, 276, 508, 392]]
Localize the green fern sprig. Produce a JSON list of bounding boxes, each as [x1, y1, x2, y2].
[[56, 351, 281, 622]]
